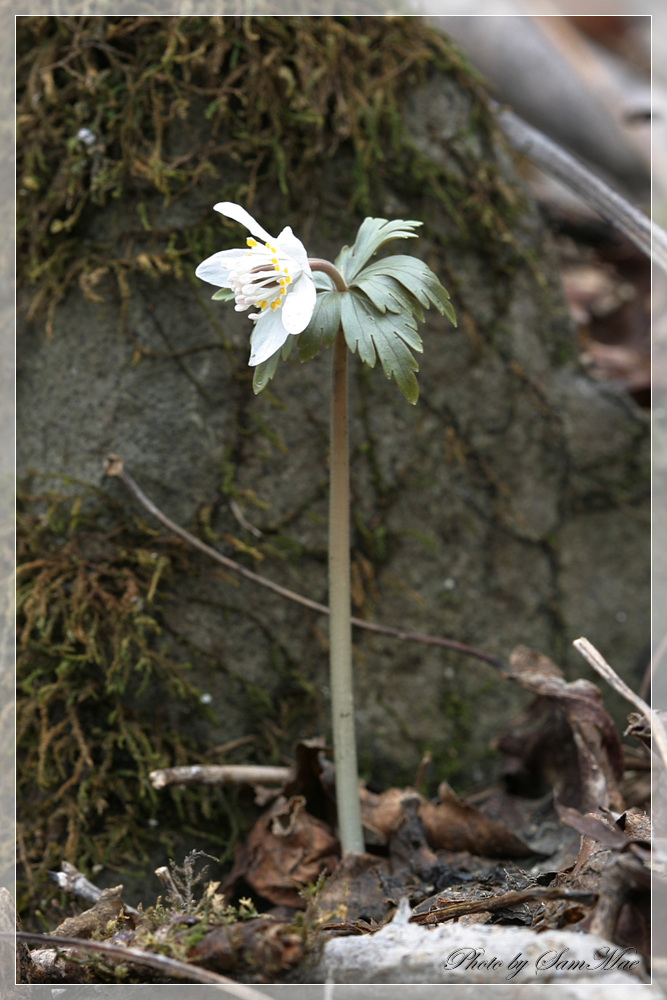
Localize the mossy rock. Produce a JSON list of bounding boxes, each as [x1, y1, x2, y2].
[[17, 15, 649, 921]]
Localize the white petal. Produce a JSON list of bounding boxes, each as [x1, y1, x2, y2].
[[213, 202, 275, 245], [195, 249, 246, 287], [249, 311, 291, 366], [281, 275, 317, 335], [275, 226, 310, 271]]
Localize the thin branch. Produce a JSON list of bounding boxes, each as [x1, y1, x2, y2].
[[495, 104, 667, 272], [149, 764, 291, 790], [6, 930, 275, 996], [573, 636, 667, 768], [48, 860, 139, 916], [104, 454, 504, 672], [410, 885, 598, 925]]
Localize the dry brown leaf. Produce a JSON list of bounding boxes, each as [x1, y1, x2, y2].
[[187, 917, 304, 979], [52, 885, 126, 940], [223, 795, 338, 909], [359, 784, 533, 858], [497, 646, 624, 813]]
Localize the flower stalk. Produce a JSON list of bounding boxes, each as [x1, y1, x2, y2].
[[310, 258, 365, 855], [197, 205, 456, 858], [328, 327, 365, 855]]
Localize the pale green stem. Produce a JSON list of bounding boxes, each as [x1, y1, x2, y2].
[[309, 258, 365, 855]]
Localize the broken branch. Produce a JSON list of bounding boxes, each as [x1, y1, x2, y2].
[[104, 453, 504, 672], [149, 764, 291, 790], [573, 636, 667, 767]]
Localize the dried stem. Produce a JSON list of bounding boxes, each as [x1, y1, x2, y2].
[[149, 763, 291, 789], [7, 930, 270, 994], [573, 636, 667, 767]]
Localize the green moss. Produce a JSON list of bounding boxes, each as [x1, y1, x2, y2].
[[16, 482, 247, 927], [17, 14, 526, 336]]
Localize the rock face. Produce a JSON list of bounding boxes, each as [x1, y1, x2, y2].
[[308, 899, 656, 988], [17, 25, 648, 795]]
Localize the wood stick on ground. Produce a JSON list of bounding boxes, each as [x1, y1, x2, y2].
[[48, 860, 140, 916], [410, 886, 598, 925], [104, 454, 504, 672], [7, 930, 276, 995], [149, 763, 292, 790], [573, 636, 667, 767]]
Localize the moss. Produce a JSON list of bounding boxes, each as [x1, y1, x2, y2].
[[17, 15, 526, 336], [16, 482, 248, 928]]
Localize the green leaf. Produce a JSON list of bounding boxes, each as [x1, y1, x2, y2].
[[312, 271, 335, 291], [358, 256, 457, 327], [211, 288, 236, 301], [373, 318, 420, 405], [352, 272, 425, 323], [340, 290, 423, 404], [298, 290, 341, 362], [340, 292, 378, 368], [336, 217, 422, 285]]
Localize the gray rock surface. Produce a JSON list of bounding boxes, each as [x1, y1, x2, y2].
[[17, 65, 649, 790], [309, 898, 656, 988]]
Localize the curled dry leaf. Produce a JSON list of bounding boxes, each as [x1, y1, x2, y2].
[[187, 917, 305, 980], [496, 646, 624, 813], [310, 851, 393, 929], [420, 783, 535, 857], [52, 885, 127, 940], [222, 795, 339, 909], [556, 802, 650, 854], [359, 784, 533, 858]]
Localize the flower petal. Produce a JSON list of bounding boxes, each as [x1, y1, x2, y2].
[[275, 227, 311, 271], [249, 310, 292, 366], [281, 274, 317, 335], [213, 202, 275, 245], [195, 249, 247, 287]]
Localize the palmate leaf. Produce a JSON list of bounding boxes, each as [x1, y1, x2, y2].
[[351, 271, 426, 324], [340, 290, 423, 404], [336, 218, 422, 285], [298, 290, 341, 362], [357, 256, 457, 327]]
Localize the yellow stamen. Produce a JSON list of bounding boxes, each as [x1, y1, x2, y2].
[[247, 238, 258, 247], [258, 300, 267, 309]]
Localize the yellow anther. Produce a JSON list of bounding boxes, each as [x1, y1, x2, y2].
[[258, 300, 267, 309], [247, 238, 258, 247]]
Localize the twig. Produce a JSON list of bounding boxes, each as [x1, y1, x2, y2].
[[495, 104, 667, 272], [149, 763, 291, 790], [48, 860, 139, 916], [573, 636, 667, 767], [5, 930, 275, 995], [410, 886, 597, 925], [104, 454, 504, 672]]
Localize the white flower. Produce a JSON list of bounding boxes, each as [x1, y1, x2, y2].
[[195, 202, 317, 366]]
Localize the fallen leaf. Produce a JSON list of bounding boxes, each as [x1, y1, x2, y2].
[[222, 795, 339, 909]]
